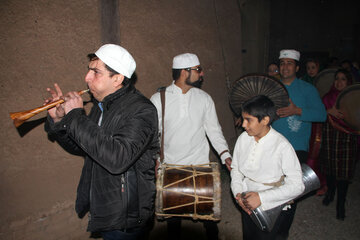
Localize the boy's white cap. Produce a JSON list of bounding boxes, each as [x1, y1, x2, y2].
[[279, 49, 300, 61], [172, 53, 200, 69], [95, 44, 136, 78]]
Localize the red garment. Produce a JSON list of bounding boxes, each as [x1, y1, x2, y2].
[[306, 122, 326, 187]]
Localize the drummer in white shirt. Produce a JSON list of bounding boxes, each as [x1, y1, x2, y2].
[[231, 95, 304, 240], [150, 53, 232, 240]]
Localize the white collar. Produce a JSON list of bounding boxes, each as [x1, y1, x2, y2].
[[255, 126, 273, 143]]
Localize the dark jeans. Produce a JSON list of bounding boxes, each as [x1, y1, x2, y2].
[[241, 203, 297, 240], [101, 227, 147, 240], [167, 217, 219, 240]]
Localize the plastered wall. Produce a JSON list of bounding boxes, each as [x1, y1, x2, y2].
[[0, 0, 242, 239]]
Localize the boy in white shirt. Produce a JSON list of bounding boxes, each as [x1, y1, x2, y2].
[[231, 95, 304, 240]]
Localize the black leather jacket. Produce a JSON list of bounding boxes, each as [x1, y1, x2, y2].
[[46, 84, 158, 232]]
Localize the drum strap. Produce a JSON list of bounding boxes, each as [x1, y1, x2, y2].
[[262, 175, 285, 187], [247, 175, 285, 187], [160, 88, 166, 163], [246, 175, 294, 205]]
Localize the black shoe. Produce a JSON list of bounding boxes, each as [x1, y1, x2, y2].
[[322, 194, 334, 206], [336, 210, 345, 221], [336, 214, 345, 221], [336, 202, 345, 220]]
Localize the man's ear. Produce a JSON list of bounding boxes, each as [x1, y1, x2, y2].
[[113, 74, 124, 88], [296, 65, 300, 72], [262, 116, 270, 126], [180, 69, 189, 78]]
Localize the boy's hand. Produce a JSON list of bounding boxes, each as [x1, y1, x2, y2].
[[235, 193, 251, 215], [242, 192, 261, 211]]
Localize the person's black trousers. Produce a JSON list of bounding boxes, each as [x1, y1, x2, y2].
[[241, 203, 297, 240]]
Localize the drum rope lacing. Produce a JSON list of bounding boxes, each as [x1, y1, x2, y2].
[[156, 163, 220, 221]]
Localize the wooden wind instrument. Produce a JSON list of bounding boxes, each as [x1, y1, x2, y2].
[[9, 89, 90, 128]]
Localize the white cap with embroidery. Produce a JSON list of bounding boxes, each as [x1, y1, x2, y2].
[[95, 44, 136, 78], [279, 49, 300, 61], [172, 53, 200, 69]]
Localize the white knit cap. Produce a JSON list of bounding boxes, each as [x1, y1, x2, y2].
[[172, 53, 200, 69], [95, 44, 136, 78], [279, 49, 300, 61]]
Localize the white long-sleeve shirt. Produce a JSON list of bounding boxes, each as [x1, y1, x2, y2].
[[150, 82, 231, 165], [230, 127, 304, 211]]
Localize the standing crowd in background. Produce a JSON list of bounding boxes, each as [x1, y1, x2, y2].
[[265, 51, 359, 226]]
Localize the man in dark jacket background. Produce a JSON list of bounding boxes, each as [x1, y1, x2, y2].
[[45, 44, 159, 240]]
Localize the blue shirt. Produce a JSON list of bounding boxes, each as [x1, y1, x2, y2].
[[272, 78, 326, 151]]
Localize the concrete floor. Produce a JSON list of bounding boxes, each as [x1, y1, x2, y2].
[[149, 163, 360, 240]]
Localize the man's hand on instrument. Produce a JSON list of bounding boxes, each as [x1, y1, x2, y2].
[[328, 106, 344, 119], [225, 158, 232, 171], [242, 192, 261, 211], [236, 193, 251, 215], [45, 83, 65, 123], [276, 98, 302, 118], [63, 91, 84, 114]]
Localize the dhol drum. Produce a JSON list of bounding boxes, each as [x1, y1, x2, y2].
[[229, 74, 289, 117], [314, 68, 338, 98], [155, 162, 221, 221], [249, 164, 320, 232], [334, 83, 360, 134]]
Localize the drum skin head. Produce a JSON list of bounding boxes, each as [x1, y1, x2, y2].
[[336, 84, 360, 131], [314, 68, 338, 98], [229, 74, 289, 117]]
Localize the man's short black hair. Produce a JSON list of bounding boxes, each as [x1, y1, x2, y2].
[[87, 53, 132, 86], [242, 95, 277, 125], [172, 69, 182, 80]]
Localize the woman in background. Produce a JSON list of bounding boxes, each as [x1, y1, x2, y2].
[[319, 69, 358, 221], [302, 58, 320, 85]]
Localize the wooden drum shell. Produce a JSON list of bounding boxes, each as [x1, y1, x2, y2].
[[155, 163, 221, 221]]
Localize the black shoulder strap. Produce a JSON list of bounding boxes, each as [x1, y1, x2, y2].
[[159, 88, 166, 163]]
